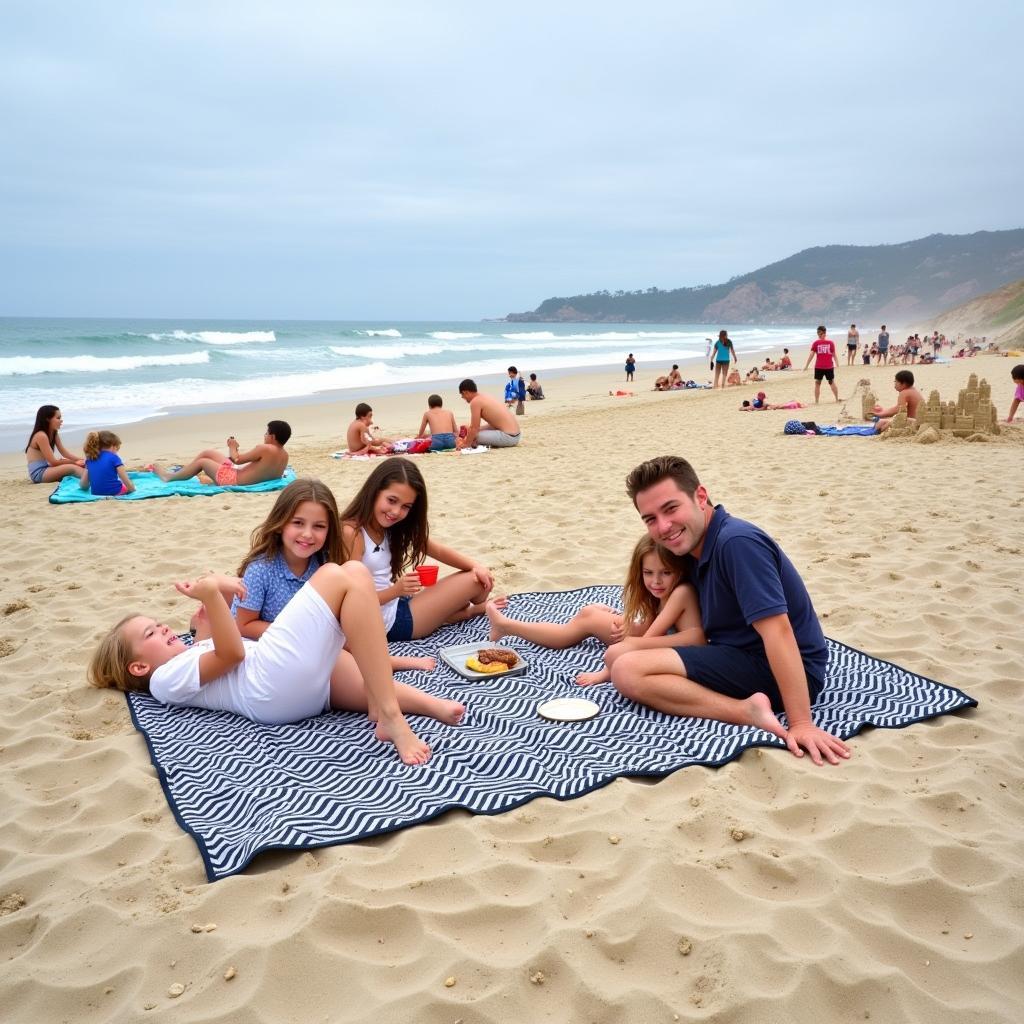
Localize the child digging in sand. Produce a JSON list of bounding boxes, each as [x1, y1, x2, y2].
[[88, 566, 460, 765], [486, 535, 704, 686]]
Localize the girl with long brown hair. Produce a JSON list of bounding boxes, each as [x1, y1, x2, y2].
[[340, 457, 501, 642]]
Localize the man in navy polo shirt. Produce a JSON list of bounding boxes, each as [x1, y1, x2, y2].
[[609, 455, 850, 767]]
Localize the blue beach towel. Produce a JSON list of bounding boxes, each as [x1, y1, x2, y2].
[[784, 420, 877, 436], [126, 585, 977, 881], [49, 468, 296, 504]]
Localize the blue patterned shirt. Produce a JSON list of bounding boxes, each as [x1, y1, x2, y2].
[[233, 551, 323, 623]]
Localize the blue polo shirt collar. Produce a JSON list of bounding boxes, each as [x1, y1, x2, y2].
[[694, 504, 730, 573], [275, 550, 318, 582]]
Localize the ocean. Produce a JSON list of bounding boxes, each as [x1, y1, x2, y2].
[[0, 317, 803, 450]]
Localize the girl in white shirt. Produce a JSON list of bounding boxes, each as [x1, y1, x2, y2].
[[341, 458, 503, 641], [87, 566, 463, 766]]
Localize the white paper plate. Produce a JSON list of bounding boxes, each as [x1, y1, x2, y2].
[[537, 697, 600, 722]]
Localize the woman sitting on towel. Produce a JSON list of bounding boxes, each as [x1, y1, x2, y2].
[[25, 405, 85, 485], [484, 535, 705, 686]]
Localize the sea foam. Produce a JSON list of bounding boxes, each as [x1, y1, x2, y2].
[[145, 330, 276, 345], [0, 351, 211, 376]]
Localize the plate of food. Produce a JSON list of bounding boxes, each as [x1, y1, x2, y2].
[[438, 642, 528, 681]]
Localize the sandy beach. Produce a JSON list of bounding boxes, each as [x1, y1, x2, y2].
[[1, 354, 1022, 1023]]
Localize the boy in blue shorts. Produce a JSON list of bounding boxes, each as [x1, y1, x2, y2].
[[608, 455, 850, 767]]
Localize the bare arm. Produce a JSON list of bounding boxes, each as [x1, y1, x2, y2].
[[426, 537, 493, 591], [35, 432, 79, 467], [752, 613, 850, 765], [54, 436, 84, 463], [235, 606, 271, 639], [230, 440, 265, 464], [175, 575, 247, 684], [116, 464, 135, 493], [463, 400, 482, 447], [416, 413, 430, 438]]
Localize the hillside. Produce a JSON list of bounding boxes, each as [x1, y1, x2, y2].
[[506, 229, 1024, 325], [924, 277, 1024, 348]]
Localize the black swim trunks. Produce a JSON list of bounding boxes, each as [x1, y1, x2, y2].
[[814, 367, 835, 382]]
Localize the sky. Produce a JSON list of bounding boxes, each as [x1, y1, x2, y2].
[[2, 1, 1022, 320]]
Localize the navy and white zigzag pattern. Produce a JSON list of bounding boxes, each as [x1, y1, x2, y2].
[[126, 586, 977, 881]]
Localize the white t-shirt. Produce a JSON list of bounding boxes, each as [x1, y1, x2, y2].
[[148, 584, 344, 725], [361, 527, 399, 630], [150, 639, 258, 717]]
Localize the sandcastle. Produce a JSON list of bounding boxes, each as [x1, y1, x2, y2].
[[862, 373, 1001, 438]]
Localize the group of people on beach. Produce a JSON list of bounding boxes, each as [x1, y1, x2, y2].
[[24, 375, 530, 496], [345, 378, 525, 456], [84, 450, 852, 771]]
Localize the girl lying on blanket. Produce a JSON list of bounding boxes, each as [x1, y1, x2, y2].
[[341, 458, 505, 641], [233, 477, 435, 676], [88, 567, 464, 765], [485, 535, 705, 686]]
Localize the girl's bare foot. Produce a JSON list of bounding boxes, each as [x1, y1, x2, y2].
[[428, 697, 466, 725], [374, 715, 431, 765], [576, 670, 609, 687], [744, 693, 787, 742], [486, 600, 509, 642]]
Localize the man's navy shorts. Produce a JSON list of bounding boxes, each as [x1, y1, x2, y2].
[[676, 645, 824, 712]]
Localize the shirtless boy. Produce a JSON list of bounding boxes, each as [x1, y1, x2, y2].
[[154, 421, 291, 485], [872, 370, 923, 432], [416, 394, 459, 451], [347, 403, 391, 455], [457, 379, 521, 448]]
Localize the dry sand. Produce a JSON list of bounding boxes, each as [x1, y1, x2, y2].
[[1, 356, 1022, 1023]]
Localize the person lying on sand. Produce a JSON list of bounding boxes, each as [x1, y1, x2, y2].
[[151, 421, 290, 485], [603, 455, 851, 767], [740, 393, 806, 411]]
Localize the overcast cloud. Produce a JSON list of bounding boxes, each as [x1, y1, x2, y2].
[[2, 0, 1021, 319]]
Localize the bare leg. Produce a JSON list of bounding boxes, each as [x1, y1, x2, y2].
[[40, 464, 84, 483], [330, 651, 464, 725], [408, 570, 494, 639], [152, 450, 226, 482], [390, 654, 436, 672], [813, 380, 821, 403], [309, 562, 430, 765], [830, 379, 840, 402], [610, 648, 787, 740], [487, 601, 620, 648]]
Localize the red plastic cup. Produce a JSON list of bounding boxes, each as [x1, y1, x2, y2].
[[415, 564, 438, 587]]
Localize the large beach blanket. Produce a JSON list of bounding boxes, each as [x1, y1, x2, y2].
[[49, 468, 296, 503], [126, 586, 977, 881]]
